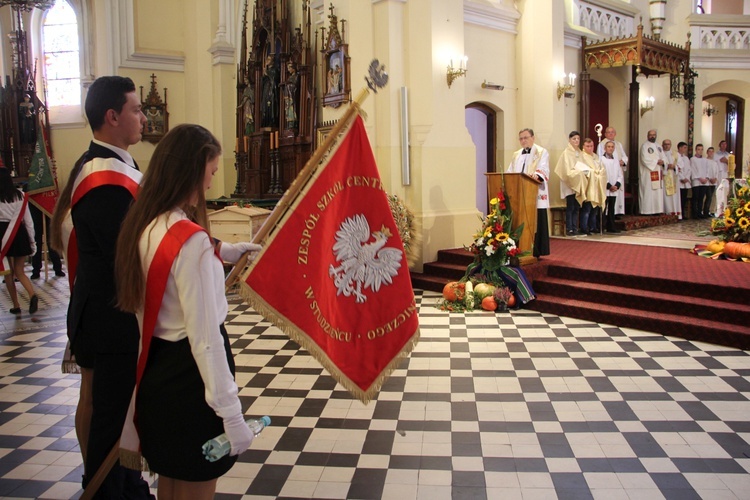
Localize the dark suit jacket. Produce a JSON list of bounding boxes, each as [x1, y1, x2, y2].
[[67, 142, 140, 354]]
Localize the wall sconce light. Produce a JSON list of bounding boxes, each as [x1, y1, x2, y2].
[[556, 73, 576, 100], [447, 56, 467, 88], [640, 96, 655, 117], [481, 80, 504, 91], [703, 103, 718, 117]]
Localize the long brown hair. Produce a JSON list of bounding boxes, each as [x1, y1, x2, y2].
[[50, 153, 87, 254], [115, 124, 222, 313]]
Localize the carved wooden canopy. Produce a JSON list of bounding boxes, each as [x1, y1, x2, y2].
[[583, 23, 690, 77]]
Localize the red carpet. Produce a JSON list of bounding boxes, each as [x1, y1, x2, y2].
[[411, 239, 750, 349]]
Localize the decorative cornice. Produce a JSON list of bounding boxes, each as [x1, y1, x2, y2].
[[565, 23, 595, 49], [691, 49, 750, 70], [463, 1, 520, 34], [582, 0, 639, 18], [687, 13, 750, 27], [209, 42, 235, 66]]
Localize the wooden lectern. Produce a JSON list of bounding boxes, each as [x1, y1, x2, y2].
[[486, 173, 540, 263]]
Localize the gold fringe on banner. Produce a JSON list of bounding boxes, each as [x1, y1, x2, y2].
[[239, 285, 419, 405]]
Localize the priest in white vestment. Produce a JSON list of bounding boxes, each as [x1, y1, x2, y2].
[[596, 127, 627, 215], [660, 139, 681, 219], [506, 128, 550, 257], [638, 129, 664, 215]]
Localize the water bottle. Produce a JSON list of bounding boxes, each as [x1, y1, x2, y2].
[[202, 415, 271, 462], [247, 415, 271, 436]]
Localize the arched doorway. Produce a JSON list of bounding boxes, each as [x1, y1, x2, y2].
[[589, 80, 609, 143], [465, 103, 497, 215], [704, 92, 745, 177]]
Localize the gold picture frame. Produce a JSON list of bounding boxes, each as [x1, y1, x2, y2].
[[316, 121, 335, 149], [140, 74, 169, 144], [321, 5, 350, 109]]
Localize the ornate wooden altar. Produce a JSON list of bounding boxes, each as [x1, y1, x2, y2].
[[233, 0, 317, 200], [0, 6, 50, 179], [580, 23, 692, 214]]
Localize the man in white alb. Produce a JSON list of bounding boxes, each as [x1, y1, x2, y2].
[[714, 140, 730, 182], [638, 129, 664, 215], [507, 128, 550, 257], [660, 139, 681, 219], [597, 127, 628, 216], [691, 144, 709, 219], [601, 141, 623, 233], [676, 142, 692, 219]]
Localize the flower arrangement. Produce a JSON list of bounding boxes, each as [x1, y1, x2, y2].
[[710, 181, 750, 243], [466, 191, 525, 280]]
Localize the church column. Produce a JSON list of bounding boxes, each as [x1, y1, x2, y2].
[[515, 0, 566, 149], [628, 66, 640, 214], [397, 0, 477, 270], [183, 0, 237, 198], [579, 37, 590, 137]]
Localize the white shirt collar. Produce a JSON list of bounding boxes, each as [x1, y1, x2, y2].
[[92, 139, 136, 168]]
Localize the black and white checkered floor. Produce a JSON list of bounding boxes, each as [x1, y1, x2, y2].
[[1, 272, 750, 499]]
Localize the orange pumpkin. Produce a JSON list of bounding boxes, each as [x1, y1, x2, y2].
[[442, 281, 465, 301], [723, 242, 750, 259]]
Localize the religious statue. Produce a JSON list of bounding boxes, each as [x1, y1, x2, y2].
[[283, 61, 298, 130], [238, 76, 255, 135], [261, 55, 279, 128], [18, 94, 36, 144]]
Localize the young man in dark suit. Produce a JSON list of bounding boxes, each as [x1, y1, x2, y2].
[[68, 76, 152, 498]]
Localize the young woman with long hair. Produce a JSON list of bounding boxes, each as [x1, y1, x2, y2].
[[116, 124, 260, 499], [0, 168, 38, 314]]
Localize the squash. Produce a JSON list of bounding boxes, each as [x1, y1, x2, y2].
[[723, 242, 750, 259], [464, 281, 474, 310], [706, 240, 725, 254]]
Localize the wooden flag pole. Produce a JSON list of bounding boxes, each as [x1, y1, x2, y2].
[[226, 58, 389, 291]]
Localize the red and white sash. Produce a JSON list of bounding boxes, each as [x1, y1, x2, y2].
[[71, 157, 141, 207], [0, 193, 30, 274], [67, 157, 141, 287], [120, 216, 209, 470]]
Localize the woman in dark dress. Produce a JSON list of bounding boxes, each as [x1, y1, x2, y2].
[[0, 168, 37, 314], [115, 125, 261, 498]]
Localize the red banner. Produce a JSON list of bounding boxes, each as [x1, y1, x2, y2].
[[241, 115, 419, 403]]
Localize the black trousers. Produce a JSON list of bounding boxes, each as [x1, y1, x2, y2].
[[680, 188, 691, 219], [692, 185, 707, 219], [29, 204, 62, 273], [605, 196, 617, 231], [84, 351, 152, 499], [704, 186, 716, 217]]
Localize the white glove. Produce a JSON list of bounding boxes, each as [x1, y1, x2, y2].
[[29, 242, 37, 257], [219, 242, 263, 264], [223, 412, 254, 456]]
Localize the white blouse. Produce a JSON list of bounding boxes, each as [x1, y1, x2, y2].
[[138, 210, 240, 421], [0, 191, 35, 247]]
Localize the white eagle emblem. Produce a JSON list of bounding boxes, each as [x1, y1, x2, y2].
[[329, 214, 403, 303]]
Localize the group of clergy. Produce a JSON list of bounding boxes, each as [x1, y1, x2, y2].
[[553, 129, 617, 236], [638, 130, 730, 219]]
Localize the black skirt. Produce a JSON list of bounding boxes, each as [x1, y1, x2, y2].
[[0, 221, 32, 257], [136, 324, 238, 481]]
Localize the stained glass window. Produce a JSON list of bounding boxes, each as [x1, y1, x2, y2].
[[42, 0, 80, 107]]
